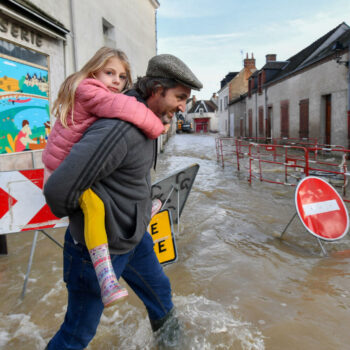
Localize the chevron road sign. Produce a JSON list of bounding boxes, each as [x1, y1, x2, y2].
[[0, 169, 68, 234]]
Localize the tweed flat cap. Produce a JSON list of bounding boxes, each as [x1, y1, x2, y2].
[[146, 54, 203, 90]]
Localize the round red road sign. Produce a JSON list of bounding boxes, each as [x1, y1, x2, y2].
[[295, 176, 349, 241]]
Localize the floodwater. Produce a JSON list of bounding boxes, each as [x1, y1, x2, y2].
[[1, 133, 350, 349]]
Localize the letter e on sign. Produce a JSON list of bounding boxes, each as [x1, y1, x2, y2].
[[148, 210, 177, 265]]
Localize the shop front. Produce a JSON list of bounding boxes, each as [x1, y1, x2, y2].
[[0, 1, 68, 171]]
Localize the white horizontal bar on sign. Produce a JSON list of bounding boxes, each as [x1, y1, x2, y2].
[[302, 199, 340, 217]]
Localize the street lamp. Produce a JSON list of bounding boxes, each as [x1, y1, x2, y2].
[[332, 41, 349, 67]]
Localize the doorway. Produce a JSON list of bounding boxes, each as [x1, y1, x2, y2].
[[324, 95, 331, 145], [195, 118, 209, 133], [280, 100, 289, 138], [248, 109, 253, 137], [266, 106, 272, 139], [229, 113, 234, 137], [299, 99, 309, 139]]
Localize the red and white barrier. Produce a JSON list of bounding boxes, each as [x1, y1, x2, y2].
[[0, 169, 68, 234]]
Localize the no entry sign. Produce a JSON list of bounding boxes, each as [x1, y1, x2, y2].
[[295, 176, 349, 241]]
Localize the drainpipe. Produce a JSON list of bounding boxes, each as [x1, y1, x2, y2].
[[255, 90, 258, 140], [155, 6, 158, 54], [69, 0, 78, 72], [264, 86, 269, 142], [347, 43, 350, 151], [154, 7, 163, 152], [63, 40, 67, 78]]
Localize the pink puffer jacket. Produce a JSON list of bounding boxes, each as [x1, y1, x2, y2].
[[42, 78, 164, 172]]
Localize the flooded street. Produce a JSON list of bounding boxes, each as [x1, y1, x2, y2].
[[1, 133, 350, 349]]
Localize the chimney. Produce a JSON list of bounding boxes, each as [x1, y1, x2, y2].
[[244, 53, 256, 69], [212, 93, 217, 99], [266, 54, 277, 63], [192, 95, 196, 104]]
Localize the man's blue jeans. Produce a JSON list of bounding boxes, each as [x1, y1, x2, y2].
[[47, 228, 173, 349]]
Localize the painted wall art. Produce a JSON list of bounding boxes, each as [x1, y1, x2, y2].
[[0, 55, 50, 154]]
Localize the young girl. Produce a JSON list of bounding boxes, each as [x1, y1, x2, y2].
[[42, 47, 163, 308]]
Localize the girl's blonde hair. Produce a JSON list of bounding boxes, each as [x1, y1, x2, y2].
[[52, 47, 132, 127]]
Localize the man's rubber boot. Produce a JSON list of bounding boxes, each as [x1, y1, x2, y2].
[[150, 308, 185, 349]]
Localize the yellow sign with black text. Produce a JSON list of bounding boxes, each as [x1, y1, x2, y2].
[[149, 210, 177, 265]]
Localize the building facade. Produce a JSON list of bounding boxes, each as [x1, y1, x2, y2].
[[246, 22, 350, 147], [0, 0, 159, 170], [218, 54, 256, 136], [228, 93, 247, 137], [186, 97, 218, 133], [217, 72, 237, 135]]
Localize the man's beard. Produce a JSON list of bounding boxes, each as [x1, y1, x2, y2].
[[160, 114, 172, 125]]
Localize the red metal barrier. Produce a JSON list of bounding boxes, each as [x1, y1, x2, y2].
[[216, 137, 350, 203], [215, 137, 236, 168], [248, 143, 309, 186], [239, 136, 272, 144], [273, 137, 318, 148], [215, 137, 249, 171], [215, 137, 222, 164], [307, 147, 350, 201], [311, 144, 346, 161]]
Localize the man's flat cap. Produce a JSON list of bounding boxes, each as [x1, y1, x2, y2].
[[146, 54, 203, 91]]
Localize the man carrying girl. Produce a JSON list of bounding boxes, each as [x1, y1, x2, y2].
[[44, 50, 202, 349]]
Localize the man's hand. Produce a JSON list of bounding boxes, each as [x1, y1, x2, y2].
[[162, 123, 171, 134]]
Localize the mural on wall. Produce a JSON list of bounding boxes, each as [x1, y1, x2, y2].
[[0, 56, 50, 154]]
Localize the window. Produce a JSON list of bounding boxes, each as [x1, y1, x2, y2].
[[220, 99, 223, 112], [0, 39, 47, 67], [258, 73, 262, 94], [257, 71, 266, 94], [248, 78, 253, 98], [102, 18, 116, 48], [224, 96, 228, 110], [199, 108, 204, 115]]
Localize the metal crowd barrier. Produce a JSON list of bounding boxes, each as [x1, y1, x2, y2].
[[215, 136, 350, 202], [248, 143, 309, 186]]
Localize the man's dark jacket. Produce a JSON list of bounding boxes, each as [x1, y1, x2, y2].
[[44, 92, 155, 254]]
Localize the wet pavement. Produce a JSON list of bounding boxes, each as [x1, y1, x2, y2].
[[0, 133, 350, 349]]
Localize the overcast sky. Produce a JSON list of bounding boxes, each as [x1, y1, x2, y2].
[[157, 0, 350, 99]]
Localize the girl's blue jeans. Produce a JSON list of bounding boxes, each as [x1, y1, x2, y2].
[[47, 228, 173, 349]]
